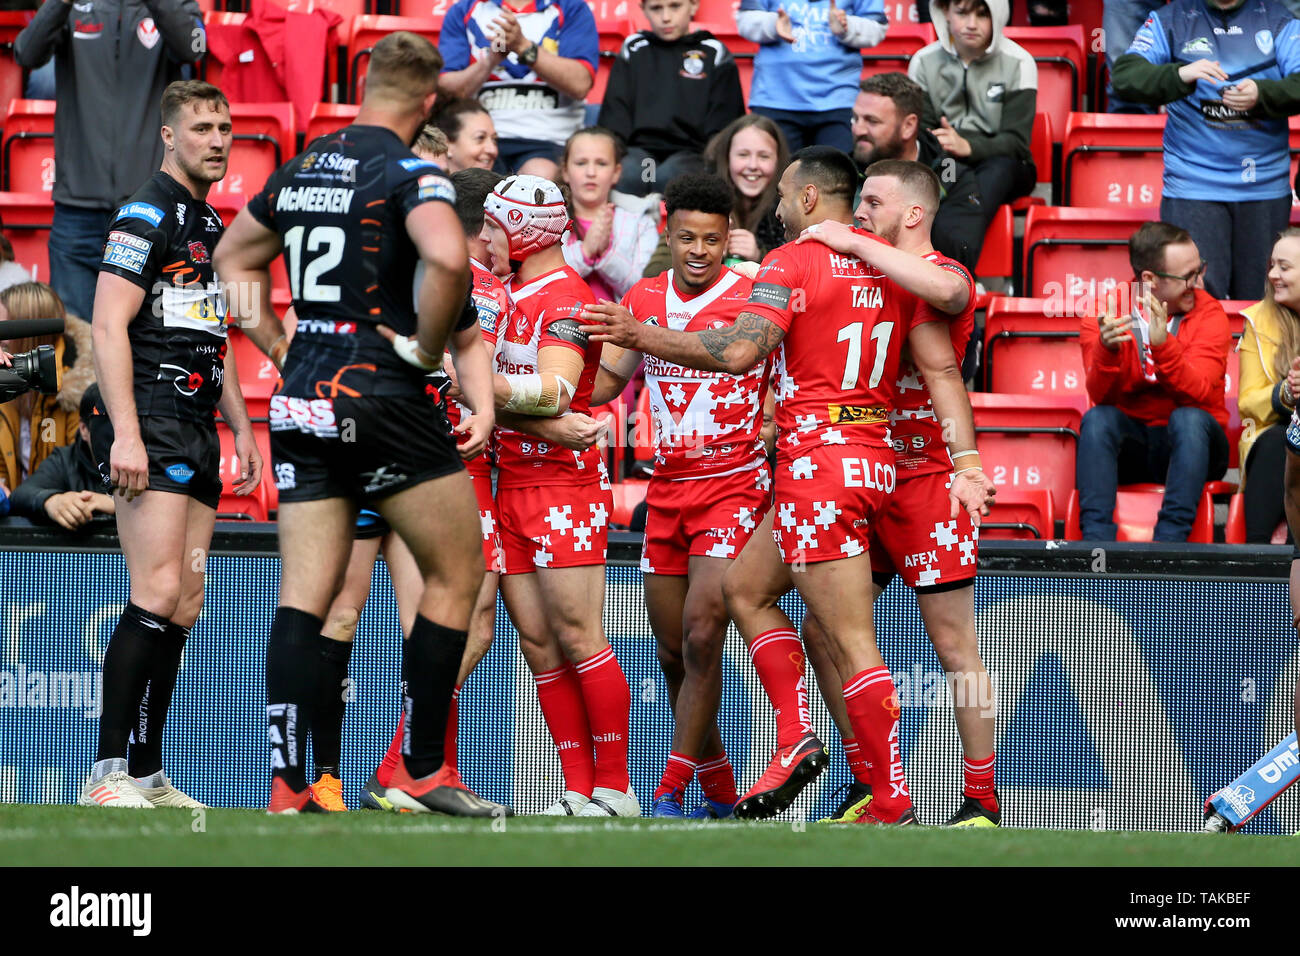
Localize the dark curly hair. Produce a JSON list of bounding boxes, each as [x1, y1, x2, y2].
[[664, 173, 735, 222]]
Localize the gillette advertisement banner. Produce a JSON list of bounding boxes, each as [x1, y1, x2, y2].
[[1, 539, 1297, 833]]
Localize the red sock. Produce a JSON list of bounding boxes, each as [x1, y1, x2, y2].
[[843, 737, 871, 785], [574, 646, 631, 792], [696, 751, 738, 804], [535, 664, 595, 797], [443, 684, 461, 773], [375, 711, 405, 789], [748, 629, 810, 748], [964, 753, 997, 810], [655, 752, 696, 800], [843, 667, 910, 819]]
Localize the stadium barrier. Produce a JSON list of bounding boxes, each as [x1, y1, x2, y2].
[[1, 520, 1297, 832]]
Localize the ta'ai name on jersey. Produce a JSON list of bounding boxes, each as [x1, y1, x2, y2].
[[479, 86, 560, 112], [644, 355, 727, 380], [276, 186, 355, 214]]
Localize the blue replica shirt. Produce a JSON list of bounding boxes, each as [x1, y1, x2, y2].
[[738, 0, 887, 112], [1127, 0, 1300, 200], [439, 0, 598, 146]]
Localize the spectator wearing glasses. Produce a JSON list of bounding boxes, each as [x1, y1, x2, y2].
[[1076, 221, 1232, 542]]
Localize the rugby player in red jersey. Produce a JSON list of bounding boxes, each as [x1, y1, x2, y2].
[[582, 146, 993, 824], [360, 168, 606, 811], [485, 174, 636, 817], [796, 159, 999, 826], [590, 173, 771, 819]]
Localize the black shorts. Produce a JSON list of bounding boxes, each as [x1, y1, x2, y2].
[[270, 394, 463, 505], [87, 411, 222, 509]]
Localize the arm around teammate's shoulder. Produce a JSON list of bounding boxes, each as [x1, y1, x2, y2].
[[580, 301, 781, 374], [796, 223, 969, 314]]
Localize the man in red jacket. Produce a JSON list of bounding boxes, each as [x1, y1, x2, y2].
[[1077, 221, 1231, 541]]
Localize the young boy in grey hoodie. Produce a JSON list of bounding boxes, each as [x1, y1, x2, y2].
[[909, 0, 1037, 249]]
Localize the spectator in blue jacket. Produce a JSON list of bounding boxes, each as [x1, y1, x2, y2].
[[1113, 0, 1300, 300], [737, 0, 887, 153]]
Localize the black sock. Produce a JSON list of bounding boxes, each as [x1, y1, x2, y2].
[[267, 606, 324, 792], [313, 635, 353, 780], [97, 603, 169, 763], [128, 620, 189, 778], [402, 614, 467, 779]]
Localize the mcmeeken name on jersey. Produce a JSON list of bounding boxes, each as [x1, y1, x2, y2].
[[276, 186, 356, 214]]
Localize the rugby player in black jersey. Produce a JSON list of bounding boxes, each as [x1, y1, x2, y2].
[[80, 81, 260, 809], [214, 32, 508, 816]]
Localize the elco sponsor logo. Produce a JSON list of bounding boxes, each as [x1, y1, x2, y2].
[[841, 457, 896, 492], [50, 886, 152, 936]]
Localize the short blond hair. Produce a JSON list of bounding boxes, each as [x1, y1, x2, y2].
[[413, 124, 449, 161], [365, 32, 442, 105]]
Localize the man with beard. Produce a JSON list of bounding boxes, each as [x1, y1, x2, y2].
[[850, 72, 984, 273]]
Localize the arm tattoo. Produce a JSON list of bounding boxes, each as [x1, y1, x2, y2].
[[699, 312, 785, 366]]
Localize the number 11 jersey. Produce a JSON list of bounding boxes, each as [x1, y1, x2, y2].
[[742, 229, 928, 459]]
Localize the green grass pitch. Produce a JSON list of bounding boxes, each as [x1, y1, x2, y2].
[[2, 805, 1296, 866]]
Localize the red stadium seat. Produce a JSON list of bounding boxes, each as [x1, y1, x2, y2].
[[860, 22, 935, 80], [1004, 26, 1085, 136], [633, 383, 655, 462], [880, 0, 921, 25], [974, 203, 1013, 280], [1, 99, 54, 194], [304, 103, 360, 145], [981, 487, 1057, 540], [207, 102, 295, 199], [1011, 112, 1052, 209], [970, 391, 1083, 511], [0, 12, 35, 127], [586, 2, 634, 103], [1022, 204, 1154, 299], [0, 191, 53, 284], [349, 16, 441, 101], [217, 492, 270, 522], [611, 478, 648, 527], [395, 0, 449, 24], [587, 0, 633, 49], [226, 326, 280, 420], [1065, 483, 1215, 543], [1225, 493, 1288, 544], [1061, 111, 1164, 207], [216, 423, 274, 519], [982, 296, 1087, 395]]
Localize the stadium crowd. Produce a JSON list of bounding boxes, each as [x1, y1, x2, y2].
[[1, 0, 1300, 821]]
